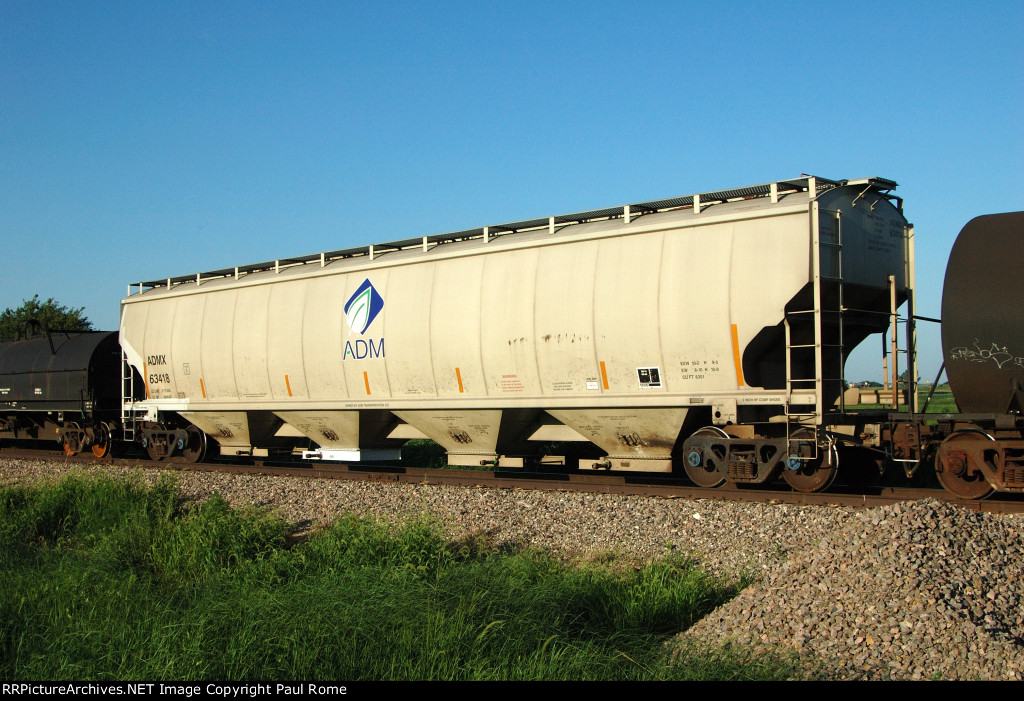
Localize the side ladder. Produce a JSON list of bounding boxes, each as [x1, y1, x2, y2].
[[784, 207, 845, 455], [121, 351, 137, 443]]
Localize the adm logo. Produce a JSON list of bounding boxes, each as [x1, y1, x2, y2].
[[343, 278, 385, 359]]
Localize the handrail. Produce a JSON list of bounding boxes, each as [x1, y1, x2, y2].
[[127, 175, 897, 295]]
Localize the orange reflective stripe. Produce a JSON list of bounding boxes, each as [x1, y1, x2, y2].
[[731, 324, 745, 387]]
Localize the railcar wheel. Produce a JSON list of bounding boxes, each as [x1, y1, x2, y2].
[[683, 426, 729, 488], [143, 435, 166, 461], [91, 422, 112, 459], [935, 430, 995, 500], [782, 429, 838, 493], [179, 425, 208, 464], [60, 422, 81, 457]]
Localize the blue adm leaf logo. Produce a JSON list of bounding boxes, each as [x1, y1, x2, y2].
[[344, 279, 384, 335]]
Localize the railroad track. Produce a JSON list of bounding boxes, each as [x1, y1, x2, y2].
[[4, 447, 1023, 514]]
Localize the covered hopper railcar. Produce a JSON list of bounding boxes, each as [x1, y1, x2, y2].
[[119, 175, 913, 491]]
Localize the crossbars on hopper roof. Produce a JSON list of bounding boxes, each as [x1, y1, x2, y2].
[[128, 175, 899, 295]]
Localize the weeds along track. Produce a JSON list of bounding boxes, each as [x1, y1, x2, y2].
[[5, 452, 1023, 679]]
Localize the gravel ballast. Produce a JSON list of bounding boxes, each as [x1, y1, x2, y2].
[[2, 457, 1021, 680]]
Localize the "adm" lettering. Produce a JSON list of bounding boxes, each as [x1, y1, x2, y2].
[[343, 338, 385, 360]]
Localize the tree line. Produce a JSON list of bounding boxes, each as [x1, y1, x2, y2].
[[0, 295, 93, 340]]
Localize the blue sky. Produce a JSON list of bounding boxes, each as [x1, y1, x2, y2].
[[2, 1, 1021, 381]]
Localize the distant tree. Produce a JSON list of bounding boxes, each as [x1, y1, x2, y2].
[[898, 369, 921, 384], [0, 295, 94, 340]]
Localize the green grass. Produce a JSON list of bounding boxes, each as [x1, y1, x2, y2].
[[917, 388, 957, 414], [0, 474, 793, 681], [845, 385, 958, 414]]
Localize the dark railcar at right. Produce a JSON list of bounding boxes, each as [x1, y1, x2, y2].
[[906, 211, 1024, 498]]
